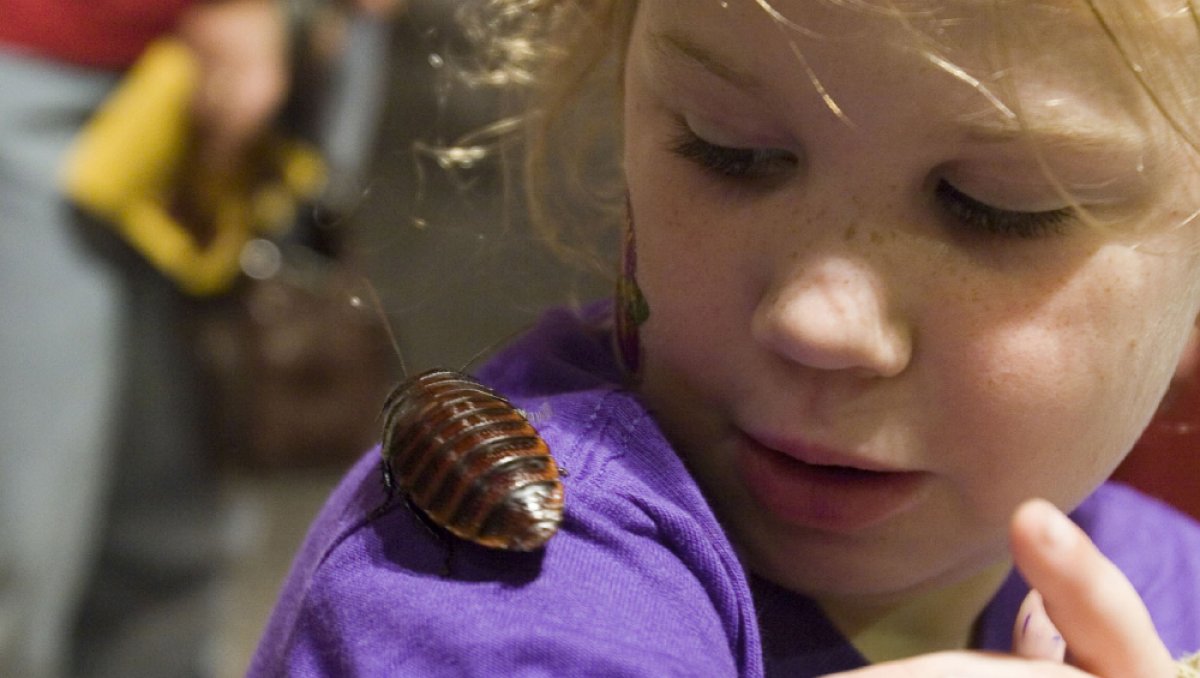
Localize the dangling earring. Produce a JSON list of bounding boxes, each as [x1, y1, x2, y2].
[[615, 195, 649, 381]]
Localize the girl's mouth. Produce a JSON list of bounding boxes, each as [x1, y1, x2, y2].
[[735, 431, 931, 533]]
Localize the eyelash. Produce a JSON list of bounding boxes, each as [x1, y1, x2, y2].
[[934, 180, 1074, 239], [668, 120, 798, 179], [667, 119, 1075, 239]]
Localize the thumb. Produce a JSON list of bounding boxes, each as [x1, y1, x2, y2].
[[1009, 498, 1174, 676], [1012, 588, 1066, 662]]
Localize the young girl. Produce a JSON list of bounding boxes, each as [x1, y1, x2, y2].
[[249, 1, 1200, 675]]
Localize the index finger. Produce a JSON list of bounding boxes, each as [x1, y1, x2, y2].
[[1009, 498, 1175, 677]]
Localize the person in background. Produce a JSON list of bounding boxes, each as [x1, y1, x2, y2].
[[0, 0, 399, 676]]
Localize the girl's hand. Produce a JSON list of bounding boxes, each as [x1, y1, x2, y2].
[[1009, 498, 1174, 675], [826, 499, 1175, 677]]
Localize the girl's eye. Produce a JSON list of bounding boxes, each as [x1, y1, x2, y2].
[[669, 120, 798, 180], [935, 180, 1074, 238]]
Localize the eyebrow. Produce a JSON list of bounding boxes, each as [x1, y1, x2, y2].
[[649, 29, 764, 92]]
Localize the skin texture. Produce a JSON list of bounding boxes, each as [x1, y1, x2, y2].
[[621, 0, 1200, 672]]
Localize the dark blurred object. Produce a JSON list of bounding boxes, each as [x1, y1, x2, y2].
[[1112, 363, 1200, 521], [284, 0, 395, 214], [193, 229, 398, 471]]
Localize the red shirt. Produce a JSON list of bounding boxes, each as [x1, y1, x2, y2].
[[0, 0, 196, 69]]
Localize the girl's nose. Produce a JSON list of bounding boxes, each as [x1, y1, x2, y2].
[[751, 256, 912, 378]]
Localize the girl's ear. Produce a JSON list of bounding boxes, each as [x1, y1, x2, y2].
[[1177, 322, 1200, 381]]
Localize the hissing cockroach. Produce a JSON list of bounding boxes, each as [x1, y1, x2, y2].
[[378, 368, 564, 551]]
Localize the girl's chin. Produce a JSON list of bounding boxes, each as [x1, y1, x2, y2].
[[733, 510, 1013, 603]]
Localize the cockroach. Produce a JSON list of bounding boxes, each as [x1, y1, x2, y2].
[[377, 368, 564, 551]]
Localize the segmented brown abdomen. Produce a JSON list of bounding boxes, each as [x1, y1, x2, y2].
[[379, 369, 563, 551]]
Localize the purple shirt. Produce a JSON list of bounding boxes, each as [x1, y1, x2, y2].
[[249, 304, 1200, 676]]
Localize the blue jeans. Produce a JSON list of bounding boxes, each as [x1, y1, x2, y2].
[[0, 48, 222, 678]]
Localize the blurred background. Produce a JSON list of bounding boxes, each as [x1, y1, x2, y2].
[[1, 1, 1196, 676]]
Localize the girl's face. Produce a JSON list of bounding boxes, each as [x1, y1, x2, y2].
[[624, 0, 1200, 603]]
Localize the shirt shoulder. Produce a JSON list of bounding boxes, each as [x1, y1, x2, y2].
[[248, 305, 761, 677]]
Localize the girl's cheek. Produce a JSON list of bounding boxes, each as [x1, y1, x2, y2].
[[943, 299, 1163, 500]]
